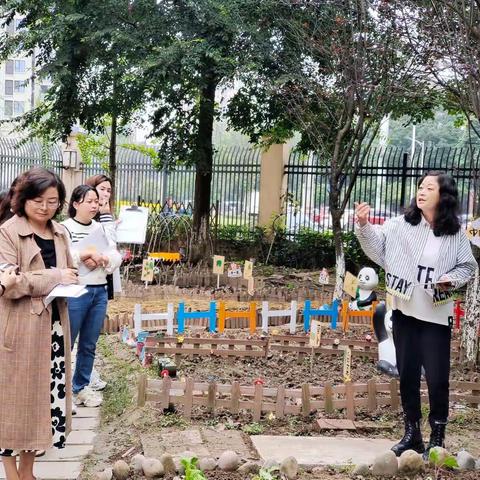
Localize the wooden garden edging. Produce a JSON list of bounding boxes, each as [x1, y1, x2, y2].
[[137, 376, 480, 421], [144, 336, 269, 358]]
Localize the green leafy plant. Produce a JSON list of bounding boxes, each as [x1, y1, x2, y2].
[[242, 422, 264, 435], [181, 456, 207, 480], [252, 466, 280, 480], [428, 447, 459, 479]]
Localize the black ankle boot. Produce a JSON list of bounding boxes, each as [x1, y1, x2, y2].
[[423, 420, 447, 461], [391, 418, 425, 457]]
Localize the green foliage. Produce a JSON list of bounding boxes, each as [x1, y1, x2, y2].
[[429, 447, 459, 474], [180, 457, 207, 480], [242, 422, 264, 435], [77, 132, 109, 166], [252, 466, 280, 480]]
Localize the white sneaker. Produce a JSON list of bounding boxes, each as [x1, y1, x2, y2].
[[89, 369, 107, 391], [73, 386, 103, 407]]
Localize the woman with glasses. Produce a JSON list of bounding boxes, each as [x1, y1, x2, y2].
[[0, 167, 78, 480], [62, 185, 121, 408]]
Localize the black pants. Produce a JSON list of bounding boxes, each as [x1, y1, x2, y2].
[[392, 310, 451, 426]]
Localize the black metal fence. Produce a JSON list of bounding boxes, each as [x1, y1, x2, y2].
[[285, 146, 480, 235], [0, 137, 63, 190], [82, 145, 260, 229]]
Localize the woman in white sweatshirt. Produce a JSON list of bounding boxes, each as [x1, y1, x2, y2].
[[62, 185, 122, 407]]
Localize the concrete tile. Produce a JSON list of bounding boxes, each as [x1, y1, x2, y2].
[[0, 461, 82, 479], [251, 435, 395, 466]]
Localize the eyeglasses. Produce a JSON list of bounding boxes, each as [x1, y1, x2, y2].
[[28, 199, 60, 209]]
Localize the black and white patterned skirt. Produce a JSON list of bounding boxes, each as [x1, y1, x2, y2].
[[0, 318, 67, 456]]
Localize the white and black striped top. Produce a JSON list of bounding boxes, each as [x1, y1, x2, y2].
[[355, 215, 477, 306]]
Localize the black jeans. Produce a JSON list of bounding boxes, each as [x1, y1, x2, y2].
[[392, 309, 451, 426]]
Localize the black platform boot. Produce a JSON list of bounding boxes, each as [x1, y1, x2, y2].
[[423, 420, 447, 461], [391, 418, 425, 457]]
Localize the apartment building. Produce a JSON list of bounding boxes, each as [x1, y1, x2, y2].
[[0, 17, 50, 135]]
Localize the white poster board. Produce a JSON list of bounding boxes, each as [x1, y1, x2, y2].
[[116, 206, 149, 244]]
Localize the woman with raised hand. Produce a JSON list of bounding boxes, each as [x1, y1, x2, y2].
[[355, 171, 476, 460], [62, 185, 121, 408], [0, 167, 77, 480]]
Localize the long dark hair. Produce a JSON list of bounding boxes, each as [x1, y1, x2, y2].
[[68, 185, 99, 218], [404, 171, 460, 236], [11, 167, 66, 218], [0, 173, 26, 224]]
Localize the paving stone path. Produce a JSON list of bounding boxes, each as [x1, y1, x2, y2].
[[0, 351, 99, 479]]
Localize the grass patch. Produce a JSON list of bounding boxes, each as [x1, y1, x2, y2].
[[96, 335, 144, 424]]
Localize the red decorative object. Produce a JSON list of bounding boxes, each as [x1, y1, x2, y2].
[[454, 299, 465, 330], [254, 378, 265, 385], [136, 341, 145, 357], [161, 369, 170, 378]]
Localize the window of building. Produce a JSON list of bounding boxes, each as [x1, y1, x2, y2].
[[4, 100, 13, 118], [15, 19, 24, 31], [40, 84, 49, 94], [14, 101, 24, 116], [14, 80, 27, 93], [5, 80, 14, 96], [6, 22, 15, 34], [5, 60, 14, 75], [14, 60, 26, 73]]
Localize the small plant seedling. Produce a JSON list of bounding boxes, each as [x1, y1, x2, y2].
[[252, 466, 280, 480], [181, 456, 207, 480], [242, 422, 264, 435], [429, 447, 459, 479]]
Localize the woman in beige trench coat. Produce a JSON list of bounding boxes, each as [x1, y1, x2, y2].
[[0, 168, 78, 480]]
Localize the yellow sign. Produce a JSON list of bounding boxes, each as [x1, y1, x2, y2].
[[141, 258, 155, 282], [244, 260, 254, 279], [309, 320, 322, 348], [343, 347, 352, 383], [343, 272, 358, 298], [212, 255, 225, 275], [466, 219, 480, 247]]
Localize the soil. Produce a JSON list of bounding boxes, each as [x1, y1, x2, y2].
[[79, 291, 480, 479]]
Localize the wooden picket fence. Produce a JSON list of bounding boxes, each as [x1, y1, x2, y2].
[[144, 336, 269, 359], [137, 376, 480, 421], [268, 335, 463, 361], [103, 308, 374, 334]]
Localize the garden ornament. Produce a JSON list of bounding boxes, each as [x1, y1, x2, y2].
[[373, 303, 398, 376], [348, 266, 379, 311]]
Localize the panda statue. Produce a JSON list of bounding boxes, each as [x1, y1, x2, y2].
[[348, 266, 378, 311], [373, 303, 399, 377]]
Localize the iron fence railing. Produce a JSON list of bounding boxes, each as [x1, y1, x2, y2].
[[284, 146, 480, 236], [82, 145, 261, 229], [0, 137, 63, 190]]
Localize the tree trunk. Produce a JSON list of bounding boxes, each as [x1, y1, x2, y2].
[[189, 70, 217, 263], [462, 268, 480, 365], [330, 187, 345, 301], [109, 113, 117, 206]]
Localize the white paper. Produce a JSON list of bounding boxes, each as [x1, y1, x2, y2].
[[75, 226, 111, 276], [116, 206, 149, 244], [44, 284, 87, 306], [75, 226, 110, 253]]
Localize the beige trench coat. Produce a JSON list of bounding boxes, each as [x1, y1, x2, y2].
[[0, 215, 73, 451]]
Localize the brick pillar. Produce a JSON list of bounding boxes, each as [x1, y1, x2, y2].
[[258, 143, 290, 227]]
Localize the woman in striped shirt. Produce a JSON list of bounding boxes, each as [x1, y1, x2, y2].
[[355, 171, 476, 459]]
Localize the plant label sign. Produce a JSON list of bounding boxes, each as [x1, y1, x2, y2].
[[309, 320, 322, 347], [227, 262, 243, 278], [343, 346, 352, 383], [318, 268, 330, 285], [343, 271, 358, 298], [212, 255, 225, 275], [466, 218, 480, 247], [244, 260, 254, 279], [141, 258, 155, 282]]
